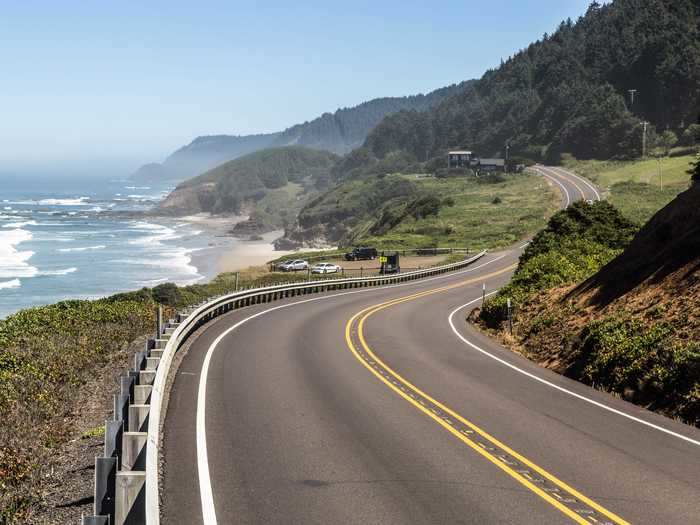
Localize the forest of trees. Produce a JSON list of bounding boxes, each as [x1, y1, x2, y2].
[[178, 146, 339, 214], [131, 83, 467, 184], [339, 0, 700, 177]]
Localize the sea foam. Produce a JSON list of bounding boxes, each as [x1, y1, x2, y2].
[[0, 229, 37, 279]]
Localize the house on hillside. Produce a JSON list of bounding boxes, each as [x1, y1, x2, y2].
[[447, 150, 474, 168], [447, 151, 505, 173], [477, 158, 505, 172]]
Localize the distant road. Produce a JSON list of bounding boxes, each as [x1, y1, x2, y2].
[[531, 165, 602, 204], [161, 168, 699, 524]]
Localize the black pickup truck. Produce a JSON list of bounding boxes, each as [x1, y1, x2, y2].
[[344, 246, 378, 261]]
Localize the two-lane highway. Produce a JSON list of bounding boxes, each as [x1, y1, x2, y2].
[[160, 168, 700, 524]]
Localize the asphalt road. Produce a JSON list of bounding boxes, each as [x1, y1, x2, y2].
[[161, 168, 700, 524]]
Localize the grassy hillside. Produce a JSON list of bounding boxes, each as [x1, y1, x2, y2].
[[562, 153, 696, 224], [286, 171, 559, 250], [476, 189, 700, 426], [158, 146, 339, 231]]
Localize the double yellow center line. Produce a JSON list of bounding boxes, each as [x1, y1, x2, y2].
[[344, 267, 629, 525]]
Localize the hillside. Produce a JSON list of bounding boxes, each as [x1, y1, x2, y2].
[[282, 171, 558, 249], [477, 182, 700, 425], [562, 152, 696, 224], [337, 0, 700, 177], [130, 83, 467, 184], [157, 146, 338, 231]]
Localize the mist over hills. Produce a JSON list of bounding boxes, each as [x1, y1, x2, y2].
[[130, 83, 468, 184]]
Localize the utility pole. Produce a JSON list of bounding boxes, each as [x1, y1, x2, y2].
[[156, 304, 163, 338], [642, 121, 648, 158], [482, 283, 486, 305], [657, 157, 663, 190], [505, 142, 510, 172], [628, 89, 637, 106], [507, 298, 513, 335]]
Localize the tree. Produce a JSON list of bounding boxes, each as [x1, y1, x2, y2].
[[659, 130, 679, 155], [690, 154, 700, 182], [681, 124, 700, 146]]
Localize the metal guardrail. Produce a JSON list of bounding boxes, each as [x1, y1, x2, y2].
[[272, 246, 472, 268], [81, 250, 486, 524]]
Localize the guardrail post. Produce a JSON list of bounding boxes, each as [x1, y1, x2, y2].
[[114, 393, 129, 428], [105, 419, 123, 461], [115, 471, 146, 525], [94, 456, 117, 520], [128, 404, 150, 432], [133, 385, 152, 405], [122, 432, 147, 471]]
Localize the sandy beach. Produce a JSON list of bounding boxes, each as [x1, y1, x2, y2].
[[183, 214, 293, 279]]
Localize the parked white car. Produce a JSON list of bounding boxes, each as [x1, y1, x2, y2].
[[278, 259, 309, 272], [311, 262, 342, 274]]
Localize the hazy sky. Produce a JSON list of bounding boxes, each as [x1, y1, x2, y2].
[[0, 1, 596, 175]]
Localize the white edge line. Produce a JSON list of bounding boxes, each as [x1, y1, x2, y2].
[[447, 297, 700, 447], [551, 166, 601, 201], [196, 253, 507, 523], [536, 167, 571, 207]]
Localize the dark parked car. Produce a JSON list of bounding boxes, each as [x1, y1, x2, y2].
[[344, 246, 378, 261]]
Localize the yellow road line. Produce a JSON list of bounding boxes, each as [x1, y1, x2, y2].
[[344, 268, 629, 525]]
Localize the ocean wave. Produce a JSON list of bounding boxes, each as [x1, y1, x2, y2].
[[38, 197, 90, 206], [137, 277, 169, 287], [2, 220, 38, 229], [58, 245, 106, 253], [6, 197, 90, 206], [129, 221, 167, 231], [116, 246, 200, 279], [0, 278, 21, 290], [125, 186, 151, 190], [128, 222, 183, 246], [0, 229, 37, 279], [38, 267, 78, 276]]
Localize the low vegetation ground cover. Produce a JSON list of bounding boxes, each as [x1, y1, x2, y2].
[[561, 153, 695, 224], [0, 265, 347, 522], [292, 171, 559, 250], [476, 197, 699, 425]]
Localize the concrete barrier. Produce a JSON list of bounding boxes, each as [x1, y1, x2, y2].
[[81, 251, 486, 524]]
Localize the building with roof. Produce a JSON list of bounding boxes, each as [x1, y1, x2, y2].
[[447, 150, 474, 169]]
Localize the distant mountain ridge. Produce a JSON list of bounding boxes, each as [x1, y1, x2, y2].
[[131, 82, 468, 184]]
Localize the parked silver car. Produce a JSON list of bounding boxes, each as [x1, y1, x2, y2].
[[310, 262, 341, 274], [278, 259, 309, 272]]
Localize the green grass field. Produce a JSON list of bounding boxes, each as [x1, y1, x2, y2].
[[562, 154, 695, 224], [357, 173, 559, 251]]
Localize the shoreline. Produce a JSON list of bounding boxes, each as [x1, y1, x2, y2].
[[182, 214, 293, 281]]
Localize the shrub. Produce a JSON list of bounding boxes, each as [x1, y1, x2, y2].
[[480, 201, 636, 327], [152, 283, 182, 306], [576, 318, 700, 424]]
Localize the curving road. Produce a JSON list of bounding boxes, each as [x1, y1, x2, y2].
[[161, 168, 700, 524]]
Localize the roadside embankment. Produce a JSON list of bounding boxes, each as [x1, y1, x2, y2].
[[473, 185, 700, 426]]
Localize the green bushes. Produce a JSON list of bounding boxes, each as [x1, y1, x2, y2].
[[0, 298, 156, 521], [480, 201, 637, 328], [576, 318, 699, 424], [152, 283, 182, 306]]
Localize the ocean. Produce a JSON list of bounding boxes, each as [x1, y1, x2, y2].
[[0, 175, 233, 319]]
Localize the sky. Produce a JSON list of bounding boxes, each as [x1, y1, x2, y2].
[[0, 1, 597, 177]]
